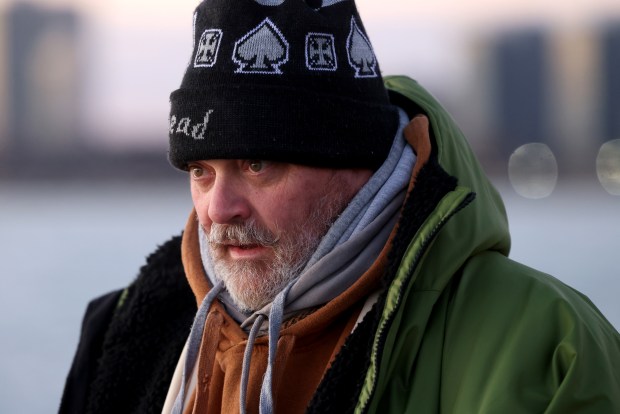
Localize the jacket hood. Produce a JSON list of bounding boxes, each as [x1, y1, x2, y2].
[[351, 76, 513, 414], [385, 75, 511, 291]]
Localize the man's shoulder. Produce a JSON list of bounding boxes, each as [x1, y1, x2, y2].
[[139, 234, 184, 276], [80, 234, 194, 412], [107, 233, 193, 317], [60, 234, 193, 413], [454, 251, 613, 328], [446, 251, 620, 359], [438, 252, 620, 413]]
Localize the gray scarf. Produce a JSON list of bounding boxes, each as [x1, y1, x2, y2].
[[172, 108, 415, 414]]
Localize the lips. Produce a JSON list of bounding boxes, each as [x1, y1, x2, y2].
[[225, 243, 270, 259]]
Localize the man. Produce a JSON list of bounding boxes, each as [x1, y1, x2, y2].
[[60, 0, 620, 413]]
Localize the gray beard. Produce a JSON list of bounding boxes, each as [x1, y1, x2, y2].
[[208, 225, 319, 313], [205, 190, 346, 312]]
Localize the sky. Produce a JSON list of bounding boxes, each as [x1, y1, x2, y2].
[[17, 0, 620, 26], [2, 0, 620, 149]]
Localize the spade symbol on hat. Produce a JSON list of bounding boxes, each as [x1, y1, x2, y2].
[[233, 18, 290, 74], [347, 18, 378, 78]]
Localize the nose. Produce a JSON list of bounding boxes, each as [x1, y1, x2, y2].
[[206, 176, 251, 225]]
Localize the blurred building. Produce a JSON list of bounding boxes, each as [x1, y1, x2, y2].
[[490, 29, 551, 160], [5, 3, 83, 160], [547, 27, 599, 169], [601, 23, 620, 144], [0, 11, 7, 159]]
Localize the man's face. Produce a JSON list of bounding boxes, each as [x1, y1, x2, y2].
[[190, 159, 371, 312]]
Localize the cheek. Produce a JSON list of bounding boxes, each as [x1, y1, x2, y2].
[[245, 191, 296, 232], [190, 183, 212, 229], [269, 189, 319, 229]]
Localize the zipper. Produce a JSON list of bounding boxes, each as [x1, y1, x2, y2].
[[355, 187, 475, 414]]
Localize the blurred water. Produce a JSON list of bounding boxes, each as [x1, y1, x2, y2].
[[0, 178, 618, 413], [0, 180, 193, 414]]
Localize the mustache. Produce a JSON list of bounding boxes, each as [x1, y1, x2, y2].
[[207, 221, 280, 247]]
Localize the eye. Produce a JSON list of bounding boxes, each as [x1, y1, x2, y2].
[[248, 160, 265, 173], [189, 165, 204, 179]]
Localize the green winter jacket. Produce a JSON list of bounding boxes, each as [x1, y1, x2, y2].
[[356, 76, 620, 414]]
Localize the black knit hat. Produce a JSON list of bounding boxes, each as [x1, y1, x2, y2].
[[168, 0, 399, 170]]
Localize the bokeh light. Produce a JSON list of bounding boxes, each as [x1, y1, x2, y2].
[[596, 139, 620, 195], [508, 143, 558, 199]]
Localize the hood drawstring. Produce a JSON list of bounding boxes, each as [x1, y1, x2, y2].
[[240, 314, 265, 414], [258, 283, 293, 414], [171, 281, 225, 414], [174, 282, 293, 414], [241, 282, 295, 414]]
